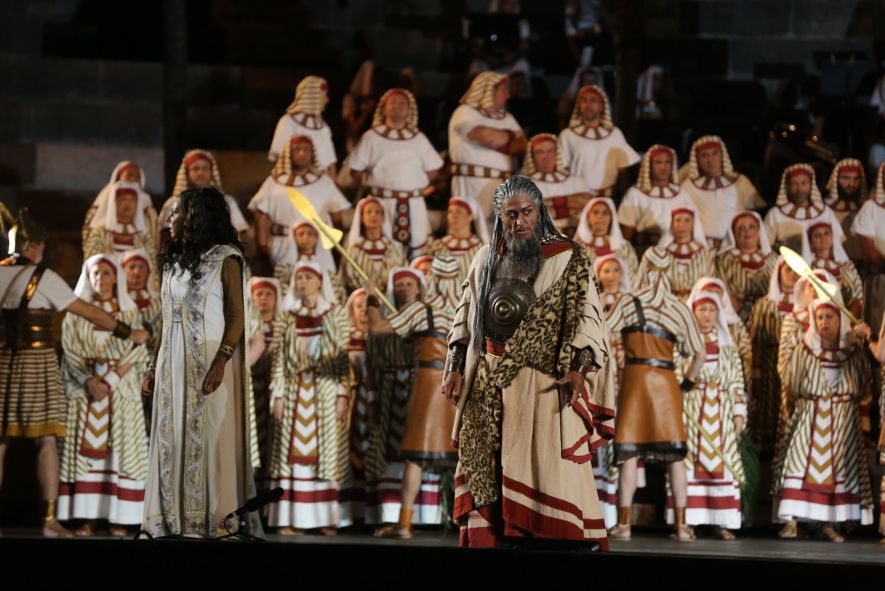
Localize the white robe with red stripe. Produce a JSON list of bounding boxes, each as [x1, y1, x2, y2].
[[773, 343, 873, 525], [667, 330, 745, 529]]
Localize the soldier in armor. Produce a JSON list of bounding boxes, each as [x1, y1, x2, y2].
[[367, 256, 461, 538], [0, 206, 148, 536], [604, 247, 706, 542]]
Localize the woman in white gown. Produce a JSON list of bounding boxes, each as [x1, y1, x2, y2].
[[140, 187, 261, 538]]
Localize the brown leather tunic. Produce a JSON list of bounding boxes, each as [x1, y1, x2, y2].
[[613, 296, 687, 463], [400, 304, 457, 462]]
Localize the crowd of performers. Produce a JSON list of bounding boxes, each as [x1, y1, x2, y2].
[[1, 71, 885, 549]]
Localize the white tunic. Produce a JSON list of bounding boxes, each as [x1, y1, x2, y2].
[[532, 174, 587, 229], [268, 113, 337, 169], [248, 175, 350, 266], [617, 186, 695, 235], [0, 265, 76, 311], [763, 205, 841, 252], [681, 175, 764, 240], [346, 128, 443, 251], [851, 200, 885, 257], [558, 127, 639, 193], [448, 105, 521, 218]]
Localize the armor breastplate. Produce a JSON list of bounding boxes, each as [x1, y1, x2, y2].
[[0, 263, 54, 350], [484, 277, 535, 341], [0, 308, 55, 350]]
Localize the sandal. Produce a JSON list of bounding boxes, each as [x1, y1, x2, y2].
[[43, 519, 73, 538], [671, 508, 695, 542], [714, 527, 736, 541], [670, 524, 696, 542], [319, 526, 337, 537], [373, 524, 414, 539], [608, 523, 631, 541], [74, 521, 95, 537], [277, 526, 304, 536], [821, 525, 844, 543], [108, 526, 129, 538], [778, 519, 798, 539]]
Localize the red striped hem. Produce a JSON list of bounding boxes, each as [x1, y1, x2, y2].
[[460, 524, 497, 548], [667, 496, 742, 510], [278, 489, 339, 503], [503, 499, 608, 548], [59, 481, 144, 502], [503, 475, 606, 531], [779, 488, 861, 506]]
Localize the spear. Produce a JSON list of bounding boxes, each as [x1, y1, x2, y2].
[[778, 245, 859, 324], [286, 187, 396, 313]]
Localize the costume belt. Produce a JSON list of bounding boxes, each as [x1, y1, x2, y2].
[[484, 337, 506, 357], [270, 223, 289, 237], [624, 357, 675, 370], [367, 186, 423, 199], [588, 187, 614, 198], [621, 325, 677, 342], [450, 163, 509, 180]]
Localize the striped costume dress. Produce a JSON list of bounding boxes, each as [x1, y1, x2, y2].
[[810, 258, 864, 317], [249, 312, 282, 493], [582, 238, 640, 289], [668, 329, 745, 529], [275, 258, 347, 304], [267, 303, 349, 529], [715, 249, 778, 322], [773, 344, 873, 525], [639, 244, 712, 301], [83, 224, 155, 261], [426, 235, 484, 286], [776, 310, 811, 444], [747, 295, 793, 455], [363, 330, 439, 525], [340, 237, 407, 294], [340, 328, 370, 523], [58, 304, 149, 525]]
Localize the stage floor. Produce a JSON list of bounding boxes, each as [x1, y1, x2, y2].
[[3, 526, 884, 566]]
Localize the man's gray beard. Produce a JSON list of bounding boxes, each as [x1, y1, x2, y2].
[[497, 230, 542, 282]]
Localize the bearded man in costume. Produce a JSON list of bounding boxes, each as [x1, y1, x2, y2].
[[442, 175, 616, 549]]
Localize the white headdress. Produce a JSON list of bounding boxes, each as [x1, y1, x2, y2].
[[74, 253, 136, 312]]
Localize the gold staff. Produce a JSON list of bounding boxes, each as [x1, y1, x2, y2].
[[286, 187, 396, 313]]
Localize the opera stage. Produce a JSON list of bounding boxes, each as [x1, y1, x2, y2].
[[2, 527, 883, 585]]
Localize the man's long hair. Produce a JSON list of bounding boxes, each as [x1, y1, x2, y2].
[[159, 187, 244, 286], [471, 175, 563, 361]]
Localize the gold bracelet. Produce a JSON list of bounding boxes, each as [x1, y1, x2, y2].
[[218, 344, 235, 358]]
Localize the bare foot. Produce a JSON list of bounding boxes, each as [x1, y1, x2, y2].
[[714, 527, 736, 541], [43, 519, 74, 538], [108, 526, 129, 538], [319, 526, 337, 537]]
